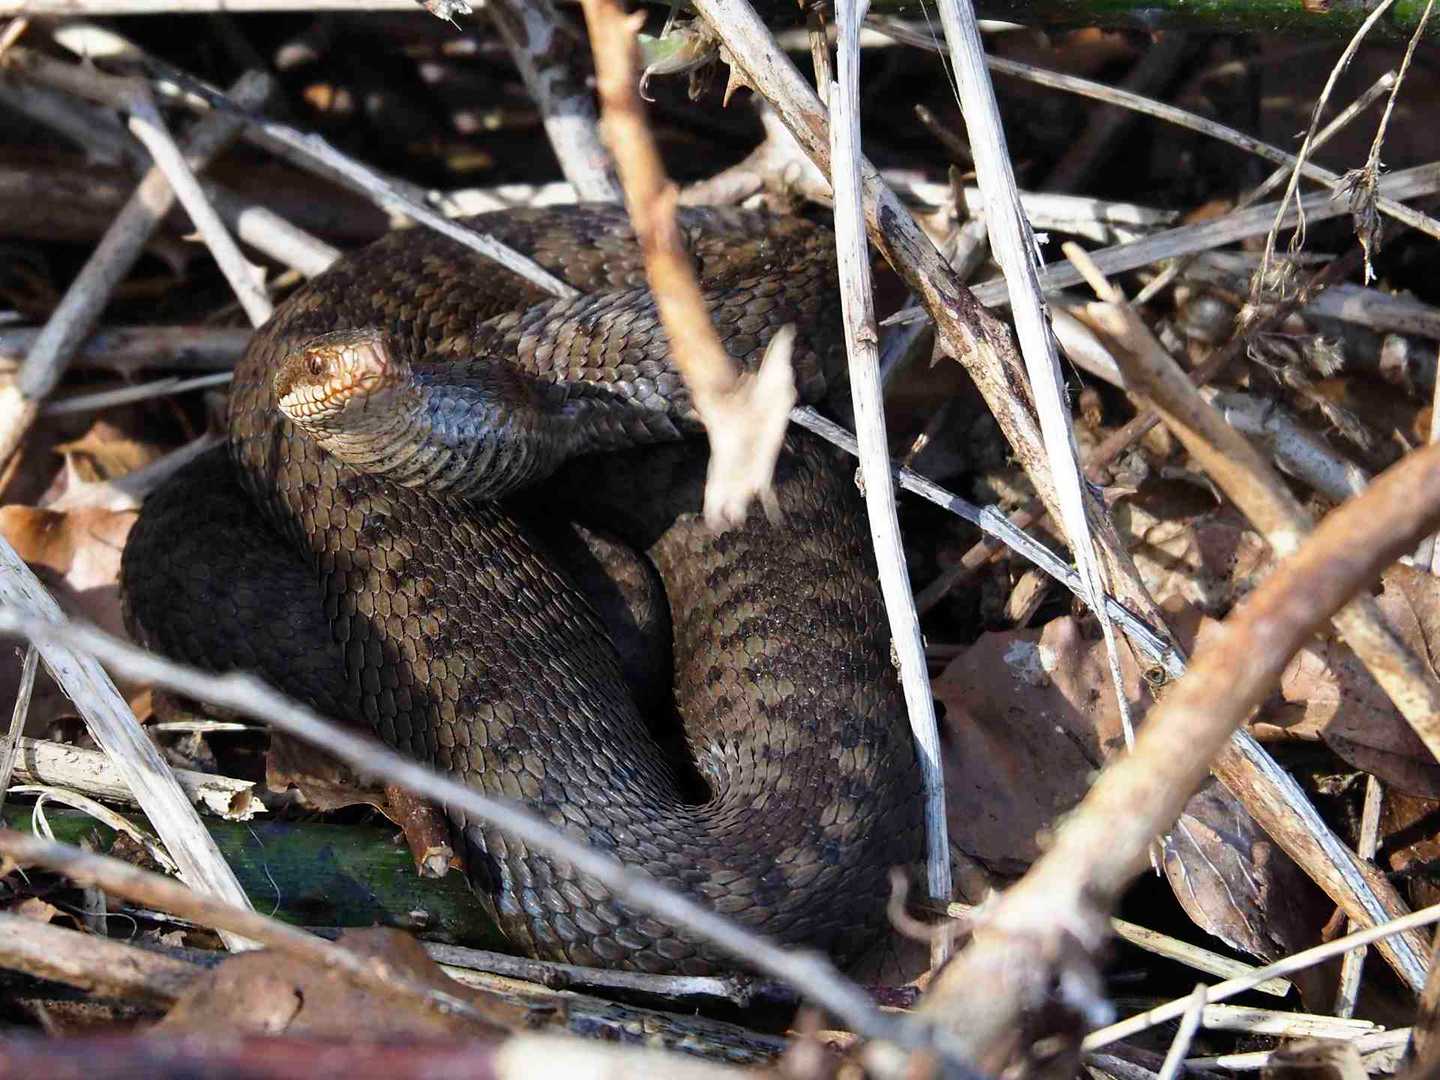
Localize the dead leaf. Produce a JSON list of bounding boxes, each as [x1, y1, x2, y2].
[[54, 421, 166, 485], [1116, 495, 1273, 614], [156, 928, 522, 1038], [1164, 779, 1327, 965], [1276, 564, 1440, 798], [935, 616, 1142, 875], [12, 897, 61, 923], [266, 732, 388, 814], [0, 504, 135, 641], [1380, 790, 1440, 911]]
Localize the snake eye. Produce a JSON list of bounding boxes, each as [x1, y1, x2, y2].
[[307, 353, 325, 377]]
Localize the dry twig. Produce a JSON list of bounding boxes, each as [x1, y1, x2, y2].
[[580, 0, 795, 527], [829, 0, 951, 968]]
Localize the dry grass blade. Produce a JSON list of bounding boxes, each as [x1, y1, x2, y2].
[[830, 0, 951, 969], [0, 69, 269, 473], [931, 0, 1139, 754], [580, 0, 794, 528], [1086, 900, 1440, 1049]]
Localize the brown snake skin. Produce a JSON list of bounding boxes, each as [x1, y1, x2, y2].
[[121, 206, 924, 974]]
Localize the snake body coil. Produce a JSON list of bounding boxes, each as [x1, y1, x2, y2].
[[122, 206, 924, 973]]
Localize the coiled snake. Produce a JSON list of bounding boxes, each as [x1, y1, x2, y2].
[[122, 205, 924, 974]]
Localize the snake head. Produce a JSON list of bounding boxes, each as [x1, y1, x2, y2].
[[274, 329, 412, 435]]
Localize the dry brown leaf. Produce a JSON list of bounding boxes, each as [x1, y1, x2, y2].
[[53, 420, 167, 485], [1116, 496, 1273, 614], [265, 732, 388, 814], [12, 897, 62, 923], [156, 928, 521, 1038], [1276, 564, 1440, 798], [935, 616, 1140, 874], [0, 504, 135, 641], [1163, 778, 1326, 965], [1380, 790, 1440, 912], [939, 614, 1324, 965]]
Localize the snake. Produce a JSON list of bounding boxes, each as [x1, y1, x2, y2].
[[121, 205, 924, 974]]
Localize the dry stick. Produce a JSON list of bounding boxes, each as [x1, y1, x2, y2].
[[0, 327, 250, 374], [1131, 70, 1397, 306], [206, 183, 342, 278], [917, 441, 1440, 1065], [0, 830, 515, 1031], [894, 162, 1440, 315], [579, 0, 794, 527], [1087, 902, 1440, 1050], [0, 645, 37, 814], [1155, 985, 1206, 1080], [830, 0, 950, 969], [426, 942, 777, 1008], [488, 0, 617, 202], [1069, 246, 1440, 782], [1336, 774, 1383, 1020], [931, 0, 1137, 755], [790, 406, 1184, 678], [945, 901, 1292, 997], [0, 910, 199, 1006], [0, 613, 947, 1064], [12, 736, 261, 820], [123, 89, 271, 326], [43, 372, 233, 417], [0, 542, 255, 953], [0, 70, 270, 470]]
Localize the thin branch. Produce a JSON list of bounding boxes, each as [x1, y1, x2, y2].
[[1156, 986, 1206, 1080], [1335, 774, 1383, 1019], [830, 0, 951, 968], [868, 23, 1440, 243], [133, 57, 579, 300], [579, 0, 794, 526], [0, 69, 269, 470], [880, 162, 1440, 317], [0, 911, 198, 1006], [932, 0, 1140, 755], [487, 0, 617, 202], [0, 539, 254, 953], [0, 646, 37, 815], [122, 89, 271, 326], [1069, 247, 1440, 790]]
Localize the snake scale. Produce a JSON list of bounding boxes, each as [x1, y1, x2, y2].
[[122, 205, 924, 974]]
